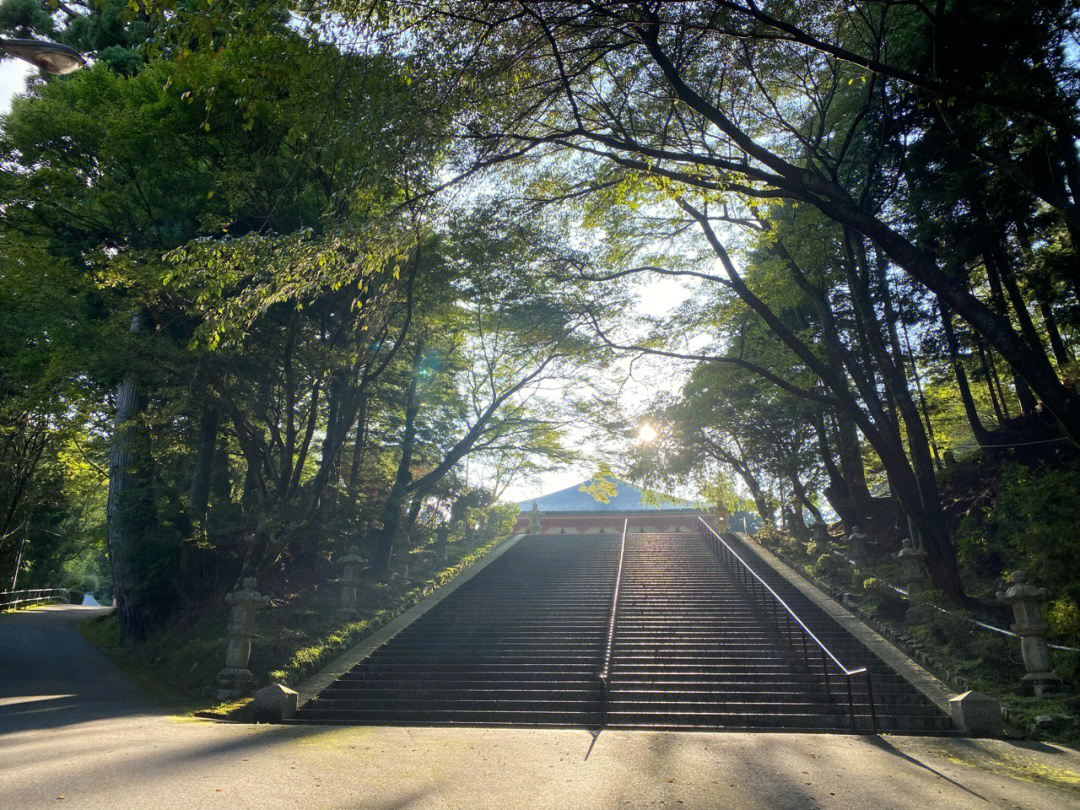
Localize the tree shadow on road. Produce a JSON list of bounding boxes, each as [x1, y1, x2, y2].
[[864, 735, 991, 802]]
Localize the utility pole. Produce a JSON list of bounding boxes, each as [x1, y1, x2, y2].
[[8, 518, 28, 591]]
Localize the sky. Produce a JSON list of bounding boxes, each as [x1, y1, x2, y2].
[[503, 274, 696, 505], [0, 60, 32, 113], [0, 58, 698, 506]]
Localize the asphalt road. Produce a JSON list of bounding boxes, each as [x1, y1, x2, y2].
[[3, 605, 1080, 810]]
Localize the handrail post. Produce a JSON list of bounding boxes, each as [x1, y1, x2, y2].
[[866, 670, 878, 735], [846, 675, 857, 732]]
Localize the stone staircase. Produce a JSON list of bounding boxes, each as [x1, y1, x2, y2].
[[706, 531, 956, 734], [604, 533, 844, 730], [293, 530, 954, 734], [292, 535, 618, 726]]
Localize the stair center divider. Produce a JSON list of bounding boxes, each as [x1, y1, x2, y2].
[[696, 518, 878, 733], [598, 518, 629, 726]]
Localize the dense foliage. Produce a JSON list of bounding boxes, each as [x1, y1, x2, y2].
[[1, 1, 1078, 656]]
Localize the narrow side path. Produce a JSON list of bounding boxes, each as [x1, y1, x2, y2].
[[3, 604, 1080, 810]]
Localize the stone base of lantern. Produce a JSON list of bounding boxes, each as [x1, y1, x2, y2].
[[334, 607, 359, 622], [1020, 670, 1064, 696], [216, 667, 255, 700]]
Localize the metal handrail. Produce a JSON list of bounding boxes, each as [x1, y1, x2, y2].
[[0, 588, 72, 610], [698, 518, 877, 734], [598, 518, 628, 726]]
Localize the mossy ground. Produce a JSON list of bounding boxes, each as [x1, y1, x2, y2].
[[80, 532, 512, 717]]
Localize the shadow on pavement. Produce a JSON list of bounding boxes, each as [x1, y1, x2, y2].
[[864, 735, 990, 802]]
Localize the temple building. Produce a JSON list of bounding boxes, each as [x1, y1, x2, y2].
[[512, 478, 709, 535]]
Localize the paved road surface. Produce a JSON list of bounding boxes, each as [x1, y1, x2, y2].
[[3, 605, 1080, 809]]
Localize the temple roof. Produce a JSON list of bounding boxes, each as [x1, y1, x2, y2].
[[517, 478, 703, 514]]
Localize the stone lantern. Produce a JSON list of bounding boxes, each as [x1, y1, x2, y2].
[[335, 546, 364, 622], [896, 538, 928, 595], [846, 525, 868, 564], [997, 571, 1063, 695], [528, 503, 542, 535], [217, 577, 270, 700], [810, 522, 829, 557], [434, 524, 449, 560], [713, 503, 731, 534]]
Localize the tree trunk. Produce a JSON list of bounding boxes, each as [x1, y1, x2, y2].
[[372, 347, 424, 574], [844, 232, 947, 542], [812, 412, 858, 528], [189, 403, 219, 525], [401, 492, 426, 548], [106, 310, 151, 642], [940, 302, 992, 446], [1039, 300, 1075, 368], [977, 338, 1009, 422], [791, 475, 824, 524], [347, 391, 368, 515], [984, 250, 1041, 416]]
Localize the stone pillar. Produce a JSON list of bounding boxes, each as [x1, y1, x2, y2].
[[217, 577, 270, 700], [528, 503, 542, 535], [335, 546, 364, 622], [948, 691, 1003, 737], [810, 522, 828, 557], [897, 538, 928, 595], [997, 571, 1063, 695]]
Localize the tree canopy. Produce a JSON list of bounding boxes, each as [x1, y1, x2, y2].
[[1, 0, 1078, 641]]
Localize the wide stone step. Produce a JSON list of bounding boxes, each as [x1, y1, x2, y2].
[[294, 532, 952, 734], [294, 708, 600, 726], [309, 696, 596, 712]]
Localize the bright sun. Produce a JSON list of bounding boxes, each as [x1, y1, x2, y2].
[[637, 424, 658, 443]]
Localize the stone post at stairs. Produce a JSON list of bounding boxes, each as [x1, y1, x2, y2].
[[997, 571, 1063, 695], [335, 546, 364, 622], [217, 577, 270, 700]]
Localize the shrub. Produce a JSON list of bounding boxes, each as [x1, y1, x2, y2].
[[812, 552, 843, 580], [955, 461, 1080, 647]]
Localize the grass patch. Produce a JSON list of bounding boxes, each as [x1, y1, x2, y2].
[[79, 611, 210, 716], [80, 532, 515, 716]]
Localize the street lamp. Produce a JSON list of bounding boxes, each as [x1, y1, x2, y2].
[[1, 37, 85, 75]]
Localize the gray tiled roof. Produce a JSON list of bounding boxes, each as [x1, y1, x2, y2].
[[516, 478, 703, 514]]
